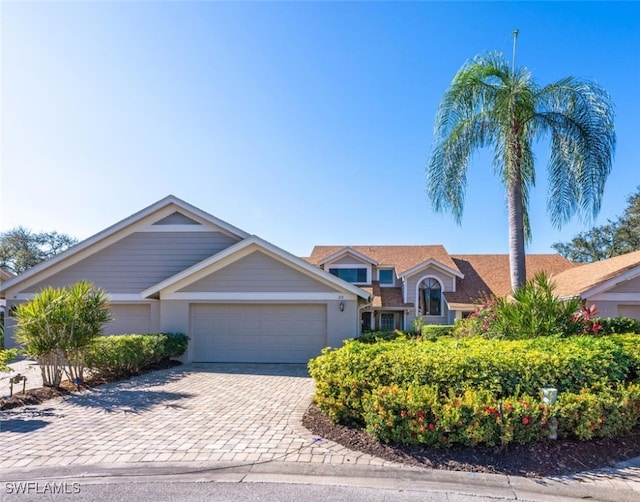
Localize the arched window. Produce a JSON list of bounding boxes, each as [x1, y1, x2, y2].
[[419, 278, 442, 316]]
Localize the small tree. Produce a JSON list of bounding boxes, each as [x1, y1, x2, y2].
[[14, 281, 111, 387]]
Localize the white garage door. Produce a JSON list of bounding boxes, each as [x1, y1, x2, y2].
[[105, 304, 151, 335], [191, 303, 327, 363], [618, 305, 640, 319]]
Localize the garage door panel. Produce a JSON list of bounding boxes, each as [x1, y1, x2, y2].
[[105, 304, 152, 335], [191, 303, 327, 363]]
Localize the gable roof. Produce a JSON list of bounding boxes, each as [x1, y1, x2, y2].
[[0, 269, 15, 283], [142, 235, 371, 300], [444, 254, 576, 308], [317, 247, 378, 266], [553, 250, 640, 298], [309, 245, 462, 276], [0, 195, 250, 296]]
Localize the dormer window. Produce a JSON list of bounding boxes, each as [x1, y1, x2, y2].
[[379, 269, 394, 286], [329, 267, 367, 284]]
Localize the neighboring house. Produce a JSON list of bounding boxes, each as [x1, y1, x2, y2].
[[306, 246, 577, 331], [553, 249, 640, 319], [0, 269, 15, 315], [0, 196, 370, 363]]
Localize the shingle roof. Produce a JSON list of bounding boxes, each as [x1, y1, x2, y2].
[[308, 246, 576, 310], [553, 249, 640, 297], [308, 245, 461, 276], [360, 281, 413, 309], [445, 254, 577, 308]]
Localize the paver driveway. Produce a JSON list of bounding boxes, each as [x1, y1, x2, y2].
[[0, 364, 388, 470]]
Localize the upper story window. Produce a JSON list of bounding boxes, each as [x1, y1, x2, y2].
[[419, 278, 442, 316], [379, 269, 394, 286], [329, 267, 367, 284]]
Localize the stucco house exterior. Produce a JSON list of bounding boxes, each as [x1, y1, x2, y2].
[[0, 196, 370, 363]]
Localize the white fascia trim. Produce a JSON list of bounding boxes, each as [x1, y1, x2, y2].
[[10, 293, 154, 302], [163, 292, 356, 301], [579, 266, 640, 299], [318, 247, 378, 266], [0, 195, 249, 295], [400, 259, 464, 281], [590, 293, 640, 302], [142, 235, 371, 300], [108, 294, 155, 302]]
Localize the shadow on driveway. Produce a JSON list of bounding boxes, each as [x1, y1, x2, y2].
[[64, 388, 194, 414], [1, 406, 64, 433], [0, 419, 49, 433], [190, 363, 310, 378]]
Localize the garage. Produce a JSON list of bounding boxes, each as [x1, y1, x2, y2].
[[190, 303, 327, 363], [106, 304, 152, 335]]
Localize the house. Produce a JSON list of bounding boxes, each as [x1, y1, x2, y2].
[[553, 249, 640, 319], [306, 246, 577, 331], [0, 196, 370, 363], [3, 196, 640, 363]]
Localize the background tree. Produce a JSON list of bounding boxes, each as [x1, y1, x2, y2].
[[0, 226, 78, 274], [553, 187, 640, 262], [426, 50, 615, 291]]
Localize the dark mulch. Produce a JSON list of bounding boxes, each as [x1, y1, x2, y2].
[[303, 403, 640, 478], [0, 359, 182, 411]]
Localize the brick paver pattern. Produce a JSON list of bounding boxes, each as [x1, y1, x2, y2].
[[0, 364, 391, 469]]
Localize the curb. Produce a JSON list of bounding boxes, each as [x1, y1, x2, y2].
[[2, 459, 639, 502]]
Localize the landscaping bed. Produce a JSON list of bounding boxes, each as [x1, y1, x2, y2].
[[303, 403, 640, 478], [0, 358, 182, 411]]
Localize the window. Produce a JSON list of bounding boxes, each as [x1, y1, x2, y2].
[[379, 269, 394, 285], [419, 278, 442, 316], [329, 267, 367, 283], [380, 313, 395, 331]]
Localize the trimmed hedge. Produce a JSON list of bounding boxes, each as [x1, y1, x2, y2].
[[420, 325, 455, 338], [308, 334, 640, 445], [598, 317, 640, 335], [363, 383, 640, 447], [85, 332, 188, 379]]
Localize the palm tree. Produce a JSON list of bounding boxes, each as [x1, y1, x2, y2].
[[426, 52, 615, 291]]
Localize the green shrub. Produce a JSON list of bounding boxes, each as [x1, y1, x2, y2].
[[556, 384, 640, 440], [355, 330, 406, 344], [85, 333, 188, 380], [598, 317, 640, 335], [309, 335, 636, 425], [421, 325, 454, 339], [361, 382, 640, 447], [363, 384, 550, 447], [0, 348, 19, 372], [455, 273, 600, 339]]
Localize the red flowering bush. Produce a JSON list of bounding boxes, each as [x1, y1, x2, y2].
[[454, 273, 603, 339]]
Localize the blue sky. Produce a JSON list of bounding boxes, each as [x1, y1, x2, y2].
[[1, 1, 638, 258]]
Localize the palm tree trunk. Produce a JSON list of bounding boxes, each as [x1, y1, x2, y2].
[[507, 168, 527, 291]]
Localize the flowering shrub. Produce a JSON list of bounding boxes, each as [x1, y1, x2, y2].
[[361, 383, 640, 447], [455, 273, 603, 339], [309, 333, 640, 445]]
